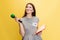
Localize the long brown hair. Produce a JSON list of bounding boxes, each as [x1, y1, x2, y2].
[[23, 3, 36, 17]]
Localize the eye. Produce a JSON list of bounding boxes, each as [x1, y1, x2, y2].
[[29, 7, 31, 8]]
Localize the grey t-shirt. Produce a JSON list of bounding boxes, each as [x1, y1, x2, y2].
[[20, 16, 42, 40]]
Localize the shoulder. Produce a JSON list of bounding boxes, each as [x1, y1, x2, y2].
[[33, 16, 39, 22], [34, 16, 39, 20]]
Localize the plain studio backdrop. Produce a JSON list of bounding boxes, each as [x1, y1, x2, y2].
[[0, 0, 60, 40]]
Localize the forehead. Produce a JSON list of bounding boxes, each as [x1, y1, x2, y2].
[[27, 4, 32, 7]]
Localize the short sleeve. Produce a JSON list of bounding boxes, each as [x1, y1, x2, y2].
[[37, 18, 39, 23], [36, 17, 39, 23]]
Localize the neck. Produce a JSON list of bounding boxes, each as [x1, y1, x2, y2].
[[26, 14, 33, 18]]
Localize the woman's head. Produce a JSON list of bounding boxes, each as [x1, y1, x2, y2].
[[23, 3, 36, 17]]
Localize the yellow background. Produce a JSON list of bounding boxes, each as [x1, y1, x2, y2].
[[0, 0, 60, 40]]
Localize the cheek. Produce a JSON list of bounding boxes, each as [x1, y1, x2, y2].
[[30, 8, 33, 11], [30, 8, 34, 12]]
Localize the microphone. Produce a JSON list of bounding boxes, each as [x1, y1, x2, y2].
[[10, 13, 15, 18], [18, 20, 22, 23]]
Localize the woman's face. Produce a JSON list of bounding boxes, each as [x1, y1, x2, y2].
[[25, 4, 34, 14]]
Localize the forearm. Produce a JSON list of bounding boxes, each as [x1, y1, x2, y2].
[[13, 17, 25, 37], [36, 24, 45, 33], [19, 23, 25, 37], [35, 27, 42, 35], [36, 24, 46, 35]]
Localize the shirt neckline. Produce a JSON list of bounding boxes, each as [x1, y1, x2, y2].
[[25, 16, 35, 19]]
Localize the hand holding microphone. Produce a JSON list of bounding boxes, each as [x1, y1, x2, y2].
[[10, 13, 22, 23]]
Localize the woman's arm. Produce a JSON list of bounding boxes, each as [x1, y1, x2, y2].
[[36, 24, 46, 35], [14, 17, 25, 37], [35, 24, 42, 36], [19, 22, 25, 37]]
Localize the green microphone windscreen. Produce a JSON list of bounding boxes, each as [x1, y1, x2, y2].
[[10, 14, 15, 18]]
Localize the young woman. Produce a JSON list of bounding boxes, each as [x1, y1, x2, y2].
[[14, 3, 45, 40]]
